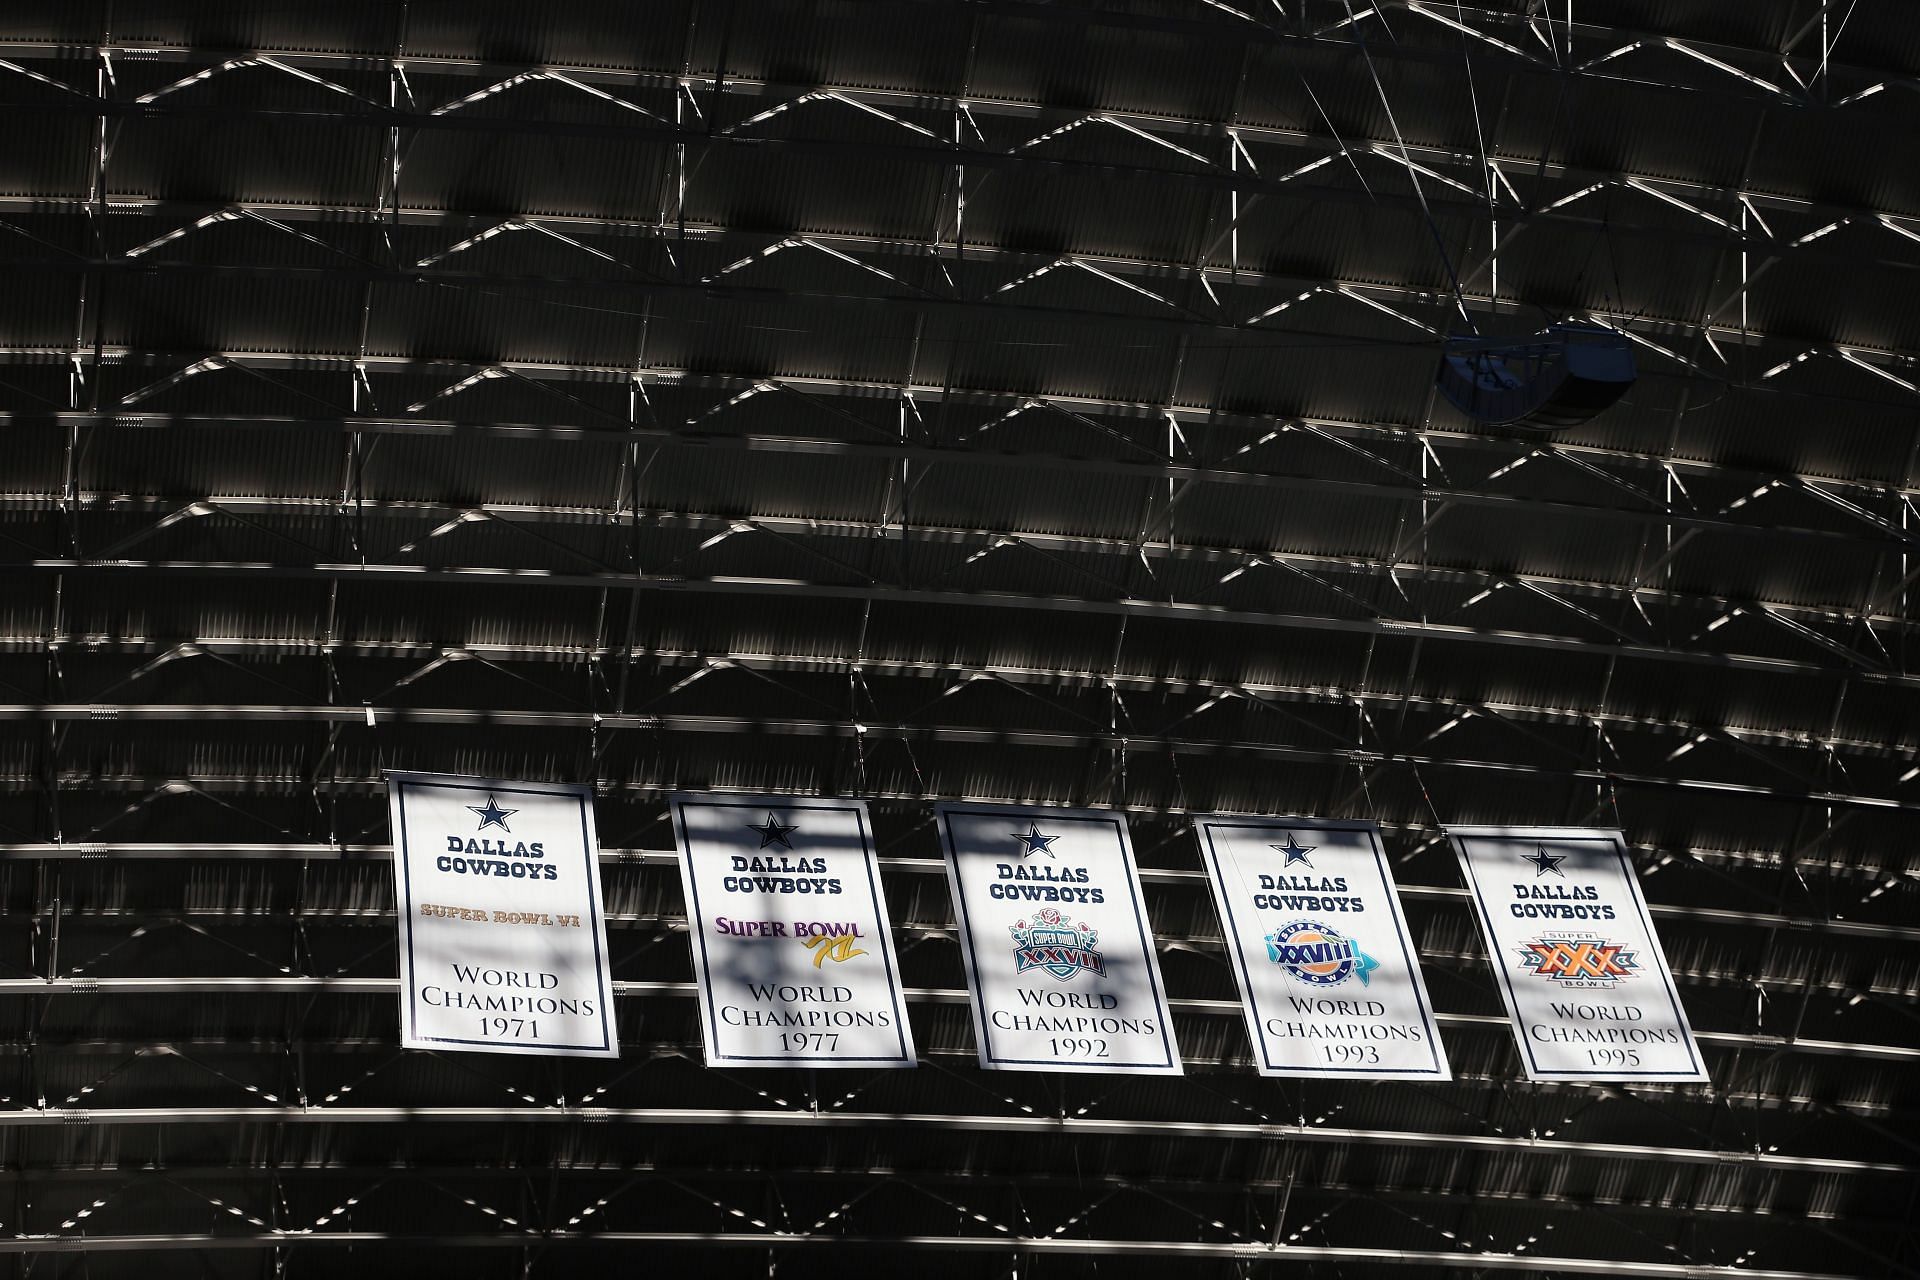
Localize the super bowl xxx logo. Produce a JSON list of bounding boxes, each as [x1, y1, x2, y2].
[[1519, 934, 1640, 988], [1264, 920, 1378, 987], [1010, 907, 1105, 981]]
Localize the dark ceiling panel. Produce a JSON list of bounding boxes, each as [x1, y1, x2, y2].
[[0, 2, 1915, 1277]]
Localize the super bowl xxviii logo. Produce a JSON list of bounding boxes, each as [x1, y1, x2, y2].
[[1010, 908, 1105, 981], [1519, 933, 1640, 988], [1264, 920, 1378, 987]]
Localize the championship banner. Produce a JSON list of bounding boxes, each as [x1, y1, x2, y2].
[[1448, 826, 1707, 1083], [670, 795, 916, 1068], [386, 772, 619, 1058], [936, 804, 1181, 1075], [1194, 816, 1449, 1079]]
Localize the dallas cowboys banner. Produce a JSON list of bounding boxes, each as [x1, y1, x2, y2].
[[937, 803, 1181, 1075], [1449, 826, 1707, 1083], [386, 772, 619, 1058], [671, 795, 916, 1068], [1195, 816, 1450, 1079]]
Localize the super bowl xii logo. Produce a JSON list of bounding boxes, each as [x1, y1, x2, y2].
[[1010, 907, 1105, 981]]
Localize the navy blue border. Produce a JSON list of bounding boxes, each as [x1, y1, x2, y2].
[[1454, 832, 1704, 1080], [671, 797, 914, 1066], [1199, 819, 1446, 1076], [390, 775, 614, 1054], [939, 806, 1178, 1071]]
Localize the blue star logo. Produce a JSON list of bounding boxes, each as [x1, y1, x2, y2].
[[466, 795, 517, 831], [1011, 823, 1058, 858], [750, 812, 797, 849], [1524, 845, 1566, 877], [1272, 833, 1316, 868]]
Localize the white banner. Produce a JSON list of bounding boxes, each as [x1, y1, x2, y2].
[[937, 804, 1180, 1075], [671, 795, 915, 1068], [1449, 826, 1707, 1083], [1195, 816, 1449, 1079], [387, 772, 619, 1058]]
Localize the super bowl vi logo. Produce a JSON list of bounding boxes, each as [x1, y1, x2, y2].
[[1264, 920, 1378, 987], [1518, 933, 1639, 988], [1010, 907, 1105, 981]]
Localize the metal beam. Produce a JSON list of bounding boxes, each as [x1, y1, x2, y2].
[[3, 17, 1908, 206], [7, 701, 1915, 814], [20, 558, 1912, 689], [0, 1161, 1894, 1230], [17, 492, 1912, 645], [0, 1101, 1909, 1174], [9, 358, 1915, 510], [0, 87, 1911, 342], [5, 194, 1916, 362], [3, 635, 1903, 775], [7, 251, 1918, 435], [0, 1225, 1875, 1277]]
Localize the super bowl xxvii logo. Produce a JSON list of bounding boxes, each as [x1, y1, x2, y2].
[[1010, 908, 1105, 981], [1519, 934, 1640, 988], [1265, 920, 1378, 987]]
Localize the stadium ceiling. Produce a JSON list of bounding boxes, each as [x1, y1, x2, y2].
[[0, 0, 1917, 1275]]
